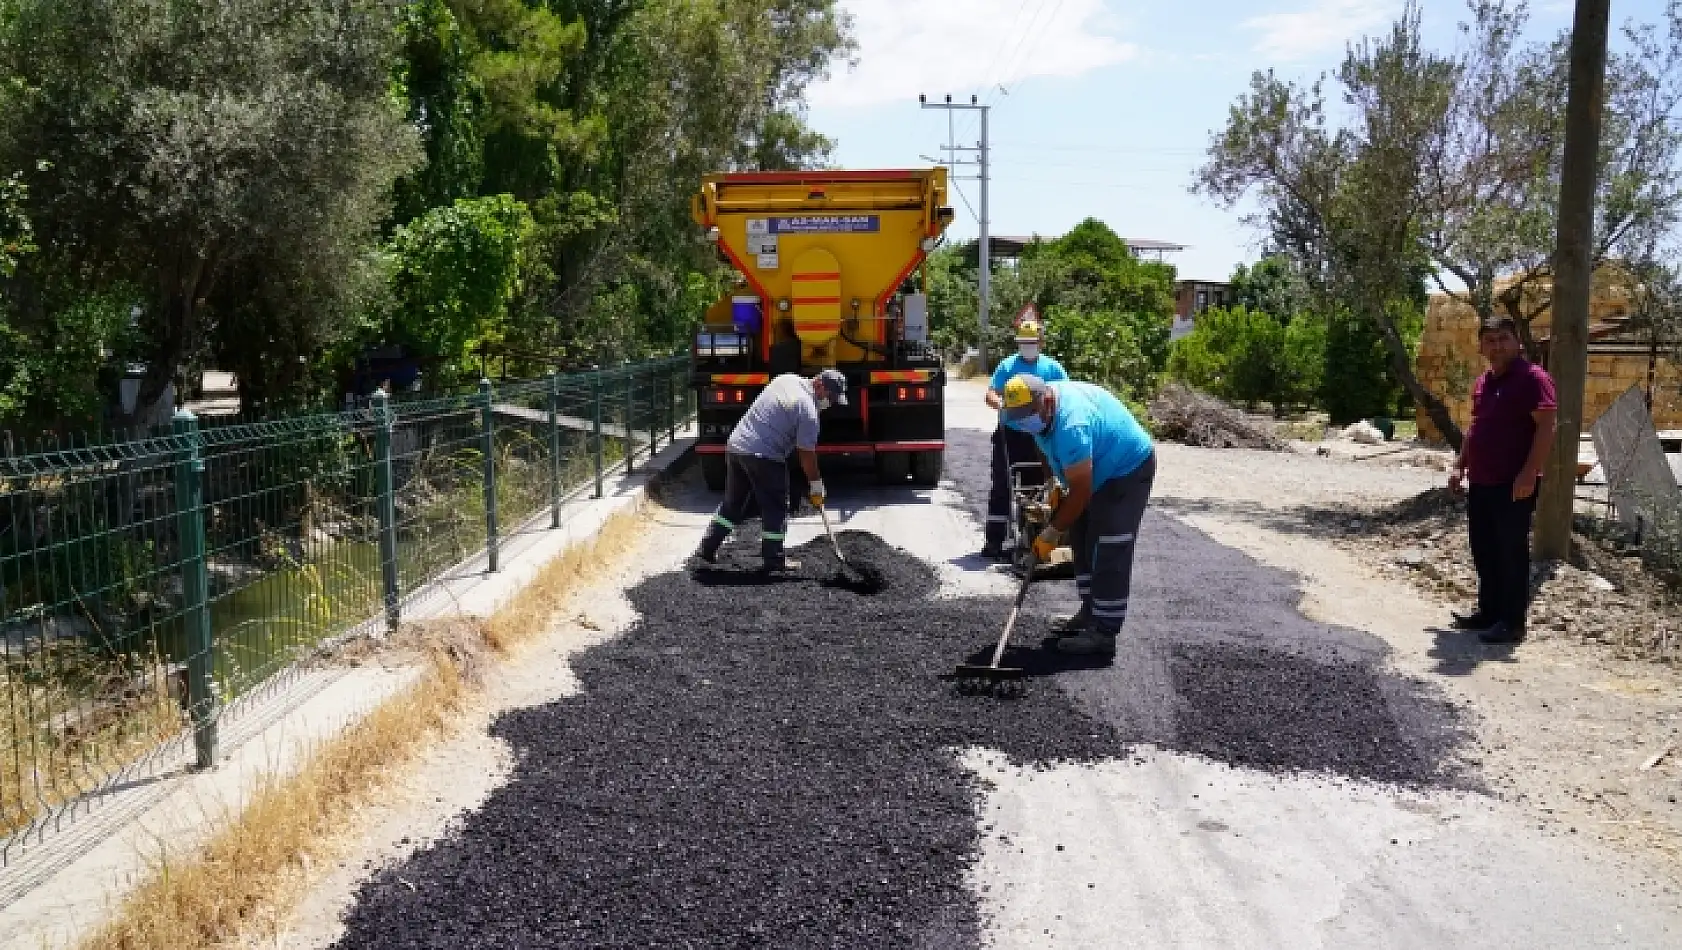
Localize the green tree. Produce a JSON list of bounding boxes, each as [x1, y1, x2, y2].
[[1043, 307, 1165, 402], [0, 167, 30, 278], [387, 194, 534, 383], [1281, 313, 1329, 410], [1197, 3, 1462, 444], [1423, 0, 1682, 357], [0, 0, 422, 424], [1228, 254, 1309, 319]]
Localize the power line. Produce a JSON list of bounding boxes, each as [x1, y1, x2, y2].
[[956, 0, 1069, 143], [967, 0, 1040, 108]]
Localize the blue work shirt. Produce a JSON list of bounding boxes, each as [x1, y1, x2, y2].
[[1033, 381, 1153, 490], [989, 352, 1068, 393]]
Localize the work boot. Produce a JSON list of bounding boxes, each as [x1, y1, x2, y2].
[[980, 541, 1005, 561], [1055, 630, 1117, 656], [764, 557, 802, 573], [1051, 605, 1092, 634], [1477, 621, 1526, 645], [1450, 610, 1491, 631]]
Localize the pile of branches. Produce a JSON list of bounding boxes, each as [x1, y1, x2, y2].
[[1148, 383, 1287, 451]]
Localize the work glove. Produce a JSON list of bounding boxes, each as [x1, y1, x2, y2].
[[1048, 482, 1064, 511], [808, 478, 827, 509], [1031, 525, 1063, 564]]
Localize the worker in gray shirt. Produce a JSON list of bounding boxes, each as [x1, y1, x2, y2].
[[694, 369, 847, 571]]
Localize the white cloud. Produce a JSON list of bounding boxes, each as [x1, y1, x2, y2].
[[809, 0, 1138, 110], [1244, 0, 1390, 62]]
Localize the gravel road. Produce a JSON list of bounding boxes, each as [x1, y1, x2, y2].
[[302, 382, 1679, 950]]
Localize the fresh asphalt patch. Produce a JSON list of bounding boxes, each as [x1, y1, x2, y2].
[[330, 461, 1470, 948], [331, 531, 1125, 949]]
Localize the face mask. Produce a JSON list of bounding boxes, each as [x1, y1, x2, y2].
[[1018, 343, 1039, 360], [1009, 413, 1046, 436], [817, 397, 831, 411]]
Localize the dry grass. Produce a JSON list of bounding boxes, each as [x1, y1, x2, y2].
[[74, 503, 653, 950], [482, 505, 645, 654], [2, 652, 182, 840]]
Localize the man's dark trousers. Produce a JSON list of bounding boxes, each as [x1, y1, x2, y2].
[[987, 425, 1044, 550], [701, 452, 791, 565], [1467, 484, 1535, 628], [1069, 452, 1156, 635]]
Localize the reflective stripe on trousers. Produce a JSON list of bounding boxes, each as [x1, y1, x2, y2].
[[1068, 452, 1155, 634]]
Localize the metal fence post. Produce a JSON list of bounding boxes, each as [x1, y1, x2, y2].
[[548, 371, 562, 529], [480, 379, 499, 572], [624, 365, 636, 471], [372, 391, 400, 633], [646, 364, 658, 458], [592, 369, 605, 498], [172, 409, 217, 769], [666, 363, 677, 443]]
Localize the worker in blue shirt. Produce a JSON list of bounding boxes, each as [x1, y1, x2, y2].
[[981, 319, 1068, 559], [999, 374, 1156, 656]]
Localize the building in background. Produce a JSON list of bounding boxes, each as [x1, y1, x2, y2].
[[1413, 274, 1682, 444], [1172, 279, 1231, 340]]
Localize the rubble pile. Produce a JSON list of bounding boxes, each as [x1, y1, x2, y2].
[[1334, 488, 1679, 661], [1148, 384, 1287, 451]]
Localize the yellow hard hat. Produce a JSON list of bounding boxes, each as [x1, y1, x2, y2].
[[1014, 319, 1044, 343], [1002, 374, 1045, 412]]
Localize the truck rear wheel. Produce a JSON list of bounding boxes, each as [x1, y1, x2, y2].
[[700, 453, 727, 491], [874, 451, 910, 485], [909, 451, 943, 487]]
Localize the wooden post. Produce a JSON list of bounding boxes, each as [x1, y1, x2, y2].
[[1536, 0, 1611, 561]]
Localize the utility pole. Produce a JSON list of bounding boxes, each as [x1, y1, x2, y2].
[[1535, 0, 1611, 561], [919, 94, 992, 368]]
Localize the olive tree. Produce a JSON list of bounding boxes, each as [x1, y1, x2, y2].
[[0, 0, 421, 423]]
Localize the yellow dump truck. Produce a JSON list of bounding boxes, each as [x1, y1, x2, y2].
[[688, 168, 956, 490]]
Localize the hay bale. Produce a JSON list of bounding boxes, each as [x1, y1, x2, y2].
[[1148, 383, 1287, 451]]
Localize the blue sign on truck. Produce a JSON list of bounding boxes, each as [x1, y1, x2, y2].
[[768, 215, 880, 233]]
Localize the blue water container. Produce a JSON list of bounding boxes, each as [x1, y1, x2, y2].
[[731, 296, 762, 335]]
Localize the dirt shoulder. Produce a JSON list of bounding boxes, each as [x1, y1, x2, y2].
[[1150, 441, 1682, 879]]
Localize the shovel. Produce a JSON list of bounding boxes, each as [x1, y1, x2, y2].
[[955, 551, 1040, 686], [815, 502, 857, 577]]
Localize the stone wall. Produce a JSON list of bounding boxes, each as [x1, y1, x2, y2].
[[1414, 281, 1682, 443]]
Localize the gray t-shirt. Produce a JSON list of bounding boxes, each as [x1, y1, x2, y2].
[[728, 373, 820, 459]]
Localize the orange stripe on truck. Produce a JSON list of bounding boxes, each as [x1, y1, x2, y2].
[[792, 272, 842, 281], [712, 373, 769, 384], [869, 370, 932, 383]]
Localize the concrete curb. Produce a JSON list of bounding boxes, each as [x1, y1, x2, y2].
[[0, 431, 697, 949]]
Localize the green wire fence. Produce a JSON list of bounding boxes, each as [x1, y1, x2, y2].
[[0, 357, 692, 862]]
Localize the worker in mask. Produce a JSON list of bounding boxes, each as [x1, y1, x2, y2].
[[693, 369, 847, 572], [1001, 374, 1155, 657], [981, 318, 1068, 560]]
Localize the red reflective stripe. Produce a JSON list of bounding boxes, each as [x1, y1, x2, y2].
[[792, 296, 841, 305], [695, 443, 728, 454], [792, 272, 842, 281], [875, 441, 945, 451]]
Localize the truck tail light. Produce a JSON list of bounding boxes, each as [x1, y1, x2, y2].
[[706, 387, 749, 405], [891, 385, 934, 403]]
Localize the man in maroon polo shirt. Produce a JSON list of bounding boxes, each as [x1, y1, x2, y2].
[[1448, 316, 1558, 644]]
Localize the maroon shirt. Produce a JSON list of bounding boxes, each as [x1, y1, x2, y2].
[[1465, 359, 1557, 486]]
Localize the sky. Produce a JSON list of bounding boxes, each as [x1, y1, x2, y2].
[[800, 0, 1650, 283]]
